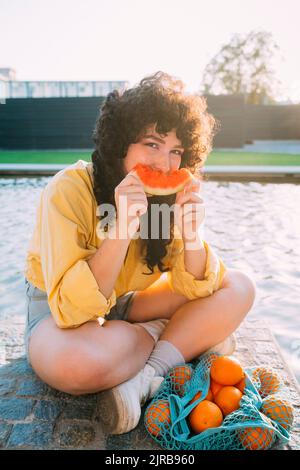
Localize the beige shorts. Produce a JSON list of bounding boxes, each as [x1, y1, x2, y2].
[[24, 277, 135, 367]]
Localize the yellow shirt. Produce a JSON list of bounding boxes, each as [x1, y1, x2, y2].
[[25, 159, 227, 329]]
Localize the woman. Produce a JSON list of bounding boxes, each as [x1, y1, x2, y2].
[[24, 71, 256, 435]]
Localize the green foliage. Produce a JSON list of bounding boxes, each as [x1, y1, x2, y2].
[[201, 30, 282, 104]]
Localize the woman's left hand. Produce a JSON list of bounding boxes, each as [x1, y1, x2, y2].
[[174, 177, 205, 243]]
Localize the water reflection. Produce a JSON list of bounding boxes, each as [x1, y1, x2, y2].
[[0, 177, 299, 383]]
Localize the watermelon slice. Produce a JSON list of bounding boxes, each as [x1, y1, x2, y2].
[[131, 163, 193, 196]]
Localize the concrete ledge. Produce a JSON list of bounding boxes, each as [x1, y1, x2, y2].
[[0, 164, 300, 183], [0, 317, 299, 450], [204, 166, 300, 183], [0, 163, 67, 176]]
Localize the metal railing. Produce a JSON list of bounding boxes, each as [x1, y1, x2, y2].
[[0, 80, 129, 99]]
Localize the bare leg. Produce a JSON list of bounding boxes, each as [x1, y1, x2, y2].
[[93, 270, 255, 436], [159, 270, 256, 362], [127, 276, 189, 322], [28, 317, 155, 395], [28, 270, 255, 395]]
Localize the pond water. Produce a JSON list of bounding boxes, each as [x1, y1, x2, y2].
[[0, 176, 299, 384]]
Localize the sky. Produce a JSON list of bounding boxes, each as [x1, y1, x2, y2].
[[1, 0, 300, 102]]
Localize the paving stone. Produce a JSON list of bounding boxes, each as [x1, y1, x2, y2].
[[0, 378, 16, 396], [45, 388, 99, 403], [294, 420, 300, 431], [242, 317, 266, 326], [0, 422, 12, 448], [276, 389, 300, 411], [252, 354, 286, 370], [44, 387, 73, 400], [106, 430, 138, 451], [0, 398, 35, 420], [34, 400, 66, 421], [0, 363, 17, 378], [61, 401, 95, 420], [0, 358, 34, 378], [240, 328, 273, 341], [16, 378, 48, 397], [274, 367, 294, 383], [7, 422, 54, 449], [16, 378, 47, 397], [129, 407, 164, 450], [68, 394, 98, 406], [273, 439, 289, 450], [285, 432, 300, 450], [253, 341, 279, 355], [55, 421, 96, 448]]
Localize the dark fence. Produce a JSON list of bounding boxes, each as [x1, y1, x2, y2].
[[245, 104, 300, 141], [0, 97, 104, 149], [205, 94, 246, 148], [0, 95, 299, 150]]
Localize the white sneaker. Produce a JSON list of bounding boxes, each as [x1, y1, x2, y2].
[[205, 333, 237, 356], [98, 364, 164, 435]]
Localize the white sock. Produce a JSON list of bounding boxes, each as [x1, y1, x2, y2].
[[146, 340, 185, 377], [136, 319, 169, 343]]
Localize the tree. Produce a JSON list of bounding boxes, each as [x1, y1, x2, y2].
[[201, 30, 281, 104]]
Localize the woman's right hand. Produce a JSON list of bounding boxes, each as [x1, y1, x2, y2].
[[114, 172, 148, 239]]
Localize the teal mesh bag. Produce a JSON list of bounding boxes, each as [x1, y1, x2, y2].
[[144, 352, 293, 450]]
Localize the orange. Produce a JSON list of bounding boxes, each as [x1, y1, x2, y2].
[[145, 399, 171, 437], [238, 417, 275, 450], [206, 388, 214, 401], [169, 364, 193, 396], [188, 400, 223, 433], [236, 375, 246, 393], [210, 379, 223, 398], [261, 394, 294, 431], [252, 367, 281, 398], [190, 391, 202, 404], [207, 352, 221, 366], [189, 388, 213, 404], [210, 356, 244, 386], [214, 386, 243, 416]]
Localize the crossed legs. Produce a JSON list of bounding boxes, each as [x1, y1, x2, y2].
[[28, 269, 255, 395]]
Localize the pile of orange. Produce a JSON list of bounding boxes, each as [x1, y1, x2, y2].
[[144, 358, 294, 449], [188, 356, 245, 436], [187, 357, 294, 450]]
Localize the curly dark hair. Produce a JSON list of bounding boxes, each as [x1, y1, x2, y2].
[[91, 71, 216, 275]]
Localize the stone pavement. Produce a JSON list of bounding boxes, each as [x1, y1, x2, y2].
[[0, 317, 299, 450]]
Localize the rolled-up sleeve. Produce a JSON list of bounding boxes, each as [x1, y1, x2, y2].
[[40, 177, 116, 328], [166, 240, 227, 300]]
